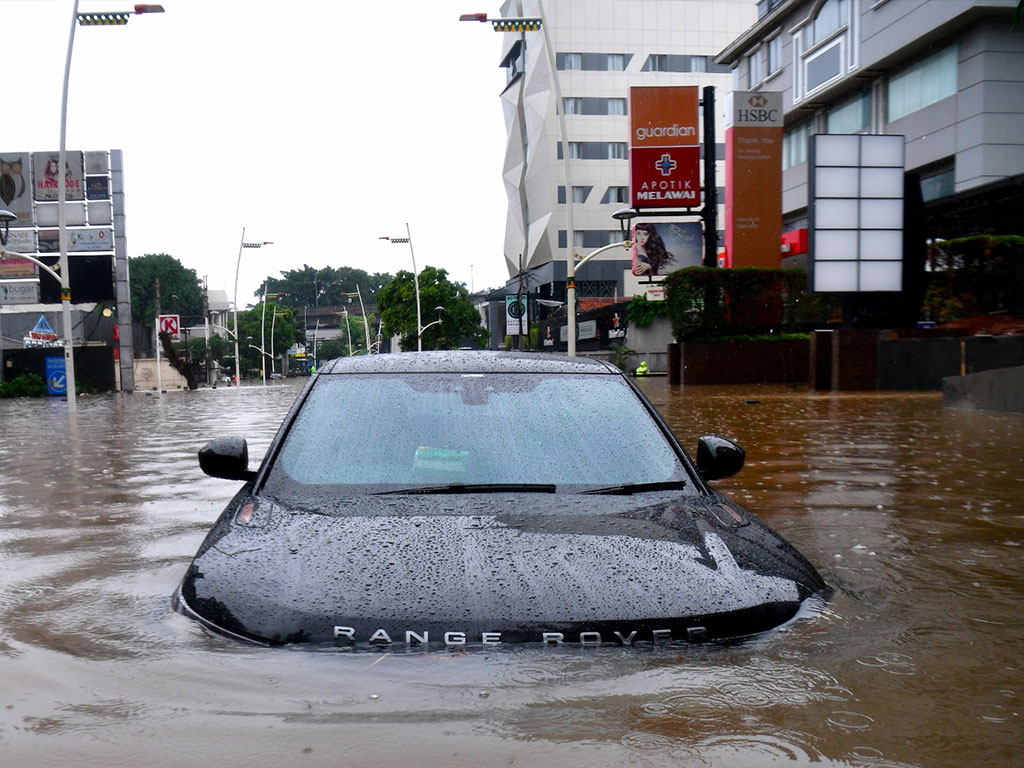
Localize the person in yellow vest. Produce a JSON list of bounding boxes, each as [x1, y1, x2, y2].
[[634, 360, 648, 377]]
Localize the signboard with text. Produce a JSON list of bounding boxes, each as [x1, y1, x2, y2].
[[0, 281, 40, 304], [629, 86, 701, 209], [32, 151, 85, 202], [724, 91, 783, 268]]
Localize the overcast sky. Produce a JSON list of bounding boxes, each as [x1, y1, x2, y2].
[[2, 0, 510, 307]]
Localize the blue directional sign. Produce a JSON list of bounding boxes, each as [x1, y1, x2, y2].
[[45, 355, 67, 396]]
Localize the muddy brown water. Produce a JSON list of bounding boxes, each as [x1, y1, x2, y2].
[[1, 378, 1020, 766]]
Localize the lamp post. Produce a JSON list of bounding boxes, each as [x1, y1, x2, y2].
[[460, 6, 578, 352], [270, 310, 287, 374], [232, 229, 272, 386], [341, 287, 373, 354], [58, 3, 164, 413], [380, 223, 424, 351]]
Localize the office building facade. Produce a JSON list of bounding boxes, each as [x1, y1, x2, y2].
[[716, 0, 1024, 257], [495, 0, 758, 313]]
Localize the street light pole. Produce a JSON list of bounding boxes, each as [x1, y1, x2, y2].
[[58, 3, 165, 414], [460, 6, 577, 352], [233, 230, 272, 386], [380, 223, 423, 351]]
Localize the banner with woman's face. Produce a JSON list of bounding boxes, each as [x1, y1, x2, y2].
[[631, 221, 703, 277]]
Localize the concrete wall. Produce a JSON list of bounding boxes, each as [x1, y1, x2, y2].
[[943, 365, 1024, 412], [879, 335, 1024, 389], [133, 358, 188, 391]]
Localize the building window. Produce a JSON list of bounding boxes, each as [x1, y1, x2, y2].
[[558, 186, 591, 204], [558, 52, 583, 70], [558, 142, 629, 160], [794, 0, 855, 101], [920, 166, 955, 202], [606, 142, 627, 160], [827, 90, 870, 133], [606, 54, 626, 71], [783, 121, 813, 170], [803, 0, 847, 49], [501, 39, 526, 86], [557, 52, 632, 71], [641, 54, 730, 73], [767, 35, 782, 75], [563, 97, 628, 116], [559, 231, 625, 249], [805, 38, 843, 92], [747, 48, 763, 87], [887, 45, 957, 122], [601, 186, 629, 204]]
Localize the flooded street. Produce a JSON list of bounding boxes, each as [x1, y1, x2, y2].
[[1, 377, 1021, 767]]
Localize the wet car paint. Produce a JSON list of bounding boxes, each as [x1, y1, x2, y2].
[[174, 352, 828, 648]]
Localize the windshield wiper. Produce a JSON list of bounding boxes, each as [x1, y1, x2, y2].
[[373, 483, 558, 496], [581, 480, 688, 496]]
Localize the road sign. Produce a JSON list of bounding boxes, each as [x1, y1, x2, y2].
[[46, 356, 66, 396], [158, 314, 180, 337]]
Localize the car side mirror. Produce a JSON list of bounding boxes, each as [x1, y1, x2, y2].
[[198, 436, 257, 481], [696, 435, 745, 481]]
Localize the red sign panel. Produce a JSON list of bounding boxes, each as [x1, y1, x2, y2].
[[629, 86, 701, 210], [158, 314, 180, 336], [630, 147, 701, 208]]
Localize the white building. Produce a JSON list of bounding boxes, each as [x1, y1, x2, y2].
[[494, 0, 758, 315]]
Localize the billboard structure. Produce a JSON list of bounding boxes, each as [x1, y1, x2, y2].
[[629, 86, 701, 210], [0, 148, 133, 391], [808, 134, 906, 293]]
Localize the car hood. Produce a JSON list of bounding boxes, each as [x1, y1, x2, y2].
[[175, 493, 826, 647]]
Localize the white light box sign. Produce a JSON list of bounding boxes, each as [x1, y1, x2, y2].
[[809, 134, 905, 292]]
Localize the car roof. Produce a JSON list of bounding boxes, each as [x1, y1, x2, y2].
[[318, 351, 620, 375]]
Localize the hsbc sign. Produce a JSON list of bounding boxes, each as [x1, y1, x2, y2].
[[726, 91, 783, 128]]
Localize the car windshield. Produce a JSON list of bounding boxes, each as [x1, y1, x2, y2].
[[261, 372, 690, 498]]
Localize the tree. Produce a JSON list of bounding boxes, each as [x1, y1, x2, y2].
[[377, 266, 487, 351], [129, 253, 203, 328], [261, 265, 393, 308]]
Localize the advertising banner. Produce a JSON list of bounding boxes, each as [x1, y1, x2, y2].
[[724, 91, 783, 268], [69, 228, 113, 252], [505, 295, 527, 335], [0, 281, 40, 304], [631, 220, 703, 277], [32, 151, 85, 202], [0, 256, 38, 279], [1, 228, 36, 253], [0, 153, 33, 226], [629, 86, 701, 210]]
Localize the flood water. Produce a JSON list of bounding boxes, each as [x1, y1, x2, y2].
[[1, 377, 1021, 766]]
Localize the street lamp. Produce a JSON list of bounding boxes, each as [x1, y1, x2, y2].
[[58, 2, 164, 414], [232, 229, 272, 386], [380, 223, 425, 351], [270, 310, 287, 373], [460, 6, 579, 352]]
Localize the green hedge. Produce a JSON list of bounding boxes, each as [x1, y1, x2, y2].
[[0, 373, 47, 398], [923, 235, 1024, 322], [662, 267, 834, 341]]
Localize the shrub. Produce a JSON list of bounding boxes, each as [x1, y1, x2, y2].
[[0, 373, 47, 398]]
